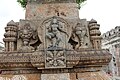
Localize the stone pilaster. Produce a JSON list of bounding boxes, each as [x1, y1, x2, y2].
[[89, 19, 102, 49], [3, 20, 17, 52]]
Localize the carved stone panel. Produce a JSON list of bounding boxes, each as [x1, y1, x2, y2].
[[38, 16, 70, 50], [17, 20, 40, 52], [70, 19, 92, 49], [45, 48, 66, 68], [46, 17, 68, 48]]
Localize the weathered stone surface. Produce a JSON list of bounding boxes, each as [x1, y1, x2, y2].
[[27, 0, 76, 3], [45, 50, 66, 68], [0, 49, 111, 71], [41, 73, 70, 80], [69, 73, 76, 80], [0, 74, 41, 80], [0, 0, 112, 80], [0, 71, 112, 80], [26, 3, 79, 20], [77, 71, 112, 80]]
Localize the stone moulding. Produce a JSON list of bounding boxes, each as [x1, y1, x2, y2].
[[0, 67, 103, 75], [27, 0, 76, 3], [0, 49, 111, 74]]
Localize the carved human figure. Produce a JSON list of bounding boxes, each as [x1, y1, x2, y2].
[[46, 17, 68, 47]]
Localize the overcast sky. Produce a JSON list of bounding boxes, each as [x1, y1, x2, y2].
[[0, 0, 120, 43]]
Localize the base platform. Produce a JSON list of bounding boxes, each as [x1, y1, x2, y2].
[[0, 71, 112, 80]]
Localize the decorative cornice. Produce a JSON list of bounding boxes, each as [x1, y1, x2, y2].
[[0, 49, 111, 71], [27, 0, 76, 3]]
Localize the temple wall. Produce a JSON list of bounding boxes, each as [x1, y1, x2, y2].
[[25, 3, 79, 20], [0, 71, 111, 80]]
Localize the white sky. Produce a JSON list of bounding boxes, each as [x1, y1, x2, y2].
[[0, 0, 120, 43]]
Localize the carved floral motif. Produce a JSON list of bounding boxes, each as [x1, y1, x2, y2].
[[45, 50, 66, 68]]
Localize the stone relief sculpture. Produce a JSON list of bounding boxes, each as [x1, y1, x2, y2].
[[46, 17, 68, 48], [70, 23, 89, 49], [43, 17, 68, 68], [75, 23, 88, 48], [36, 16, 69, 50], [45, 50, 66, 68], [18, 23, 34, 52], [18, 23, 33, 46], [0, 0, 112, 80], [16, 21, 41, 52]]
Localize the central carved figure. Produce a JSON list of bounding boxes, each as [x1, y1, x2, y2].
[[46, 17, 68, 47]]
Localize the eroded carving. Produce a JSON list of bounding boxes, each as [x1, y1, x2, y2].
[[46, 17, 68, 48], [71, 23, 89, 49], [0, 0, 112, 78], [18, 23, 34, 52], [75, 23, 88, 48], [45, 50, 66, 68]]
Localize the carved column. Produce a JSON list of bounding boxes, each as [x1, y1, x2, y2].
[[3, 20, 17, 52], [89, 19, 102, 49]]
